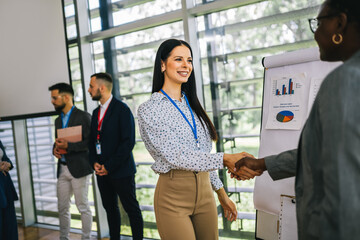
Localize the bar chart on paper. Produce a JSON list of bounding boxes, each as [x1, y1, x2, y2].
[[273, 78, 299, 96], [275, 78, 295, 96]]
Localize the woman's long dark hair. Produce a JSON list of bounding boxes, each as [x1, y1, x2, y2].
[[152, 39, 218, 141]]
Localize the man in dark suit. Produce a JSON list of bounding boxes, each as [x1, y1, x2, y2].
[[88, 73, 143, 240], [49, 83, 93, 240], [0, 140, 18, 240]]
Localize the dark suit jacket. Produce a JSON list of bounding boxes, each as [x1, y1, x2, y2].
[[54, 107, 93, 178], [89, 97, 136, 178], [0, 140, 18, 209]]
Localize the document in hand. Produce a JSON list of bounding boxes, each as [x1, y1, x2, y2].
[[57, 125, 82, 154]]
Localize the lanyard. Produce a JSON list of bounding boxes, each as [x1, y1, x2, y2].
[[160, 89, 199, 149], [97, 102, 111, 141], [61, 106, 75, 128]]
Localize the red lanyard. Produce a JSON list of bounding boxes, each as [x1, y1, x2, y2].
[[97, 103, 110, 141]]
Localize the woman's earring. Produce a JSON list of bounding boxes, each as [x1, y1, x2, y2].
[[332, 33, 343, 45]]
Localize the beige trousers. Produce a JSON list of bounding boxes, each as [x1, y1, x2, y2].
[[57, 165, 92, 240], [154, 170, 218, 240]]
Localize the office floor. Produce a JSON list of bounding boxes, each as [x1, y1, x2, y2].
[[18, 225, 83, 240], [17, 225, 134, 240]]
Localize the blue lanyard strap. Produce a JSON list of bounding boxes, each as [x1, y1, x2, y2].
[[160, 89, 199, 148], [61, 106, 75, 128]]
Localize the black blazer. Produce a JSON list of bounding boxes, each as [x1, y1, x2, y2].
[[0, 140, 18, 209], [54, 107, 93, 178], [89, 97, 136, 178]]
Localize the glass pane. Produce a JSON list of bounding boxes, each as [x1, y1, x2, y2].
[[218, 79, 263, 109], [72, 80, 84, 104], [64, 1, 77, 39], [221, 108, 261, 136], [122, 94, 151, 119], [66, 22, 77, 39], [90, 17, 102, 32], [92, 40, 104, 54], [88, 0, 99, 10], [112, 0, 181, 26], [64, 4, 75, 18], [94, 57, 106, 73], [133, 136, 154, 163], [69, 46, 79, 60], [114, 22, 183, 46]]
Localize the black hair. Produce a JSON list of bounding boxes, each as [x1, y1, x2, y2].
[[91, 72, 113, 83], [326, 0, 360, 25], [91, 72, 113, 91], [48, 82, 74, 96], [152, 39, 218, 141]]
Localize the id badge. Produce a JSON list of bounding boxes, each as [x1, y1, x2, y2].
[[96, 142, 101, 155]]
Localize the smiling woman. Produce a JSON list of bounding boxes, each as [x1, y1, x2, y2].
[[137, 39, 259, 240], [313, 0, 360, 61]]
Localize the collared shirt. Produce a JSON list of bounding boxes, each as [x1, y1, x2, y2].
[[99, 94, 113, 121], [60, 108, 73, 163], [61, 108, 72, 128], [138, 92, 224, 190]]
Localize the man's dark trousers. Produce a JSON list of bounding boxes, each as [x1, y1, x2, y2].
[[97, 175, 143, 240]]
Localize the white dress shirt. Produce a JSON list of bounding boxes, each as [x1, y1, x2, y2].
[[99, 94, 113, 121]]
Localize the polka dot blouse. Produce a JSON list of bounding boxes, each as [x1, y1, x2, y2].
[[138, 92, 224, 190]]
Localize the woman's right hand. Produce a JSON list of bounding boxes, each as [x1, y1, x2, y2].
[[223, 152, 260, 180]]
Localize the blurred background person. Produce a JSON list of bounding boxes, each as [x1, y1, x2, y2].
[[0, 139, 18, 240], [234, 0, 360, 239], [88, 73, 144, 240], [49, 83, 93, 240]]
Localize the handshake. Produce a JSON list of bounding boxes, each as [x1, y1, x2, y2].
[[223, 152, 267, 181]]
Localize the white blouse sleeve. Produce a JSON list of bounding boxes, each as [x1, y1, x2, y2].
[[210, 170, 224, 190]]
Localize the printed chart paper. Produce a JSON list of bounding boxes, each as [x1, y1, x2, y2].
[[265, 73, 309, 130]]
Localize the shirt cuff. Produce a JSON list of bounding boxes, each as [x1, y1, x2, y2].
[[214, 152, 224, 169]]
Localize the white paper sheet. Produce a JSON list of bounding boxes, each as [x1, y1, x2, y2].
[[265, 73, 309, 130], [307, 77, 322, 116], [278, 195, 297, 240]]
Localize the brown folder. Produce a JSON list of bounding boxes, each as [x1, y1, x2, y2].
[[57, 125, 82, 154]]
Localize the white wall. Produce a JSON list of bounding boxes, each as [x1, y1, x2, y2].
[[0, 0, 70, 120]]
